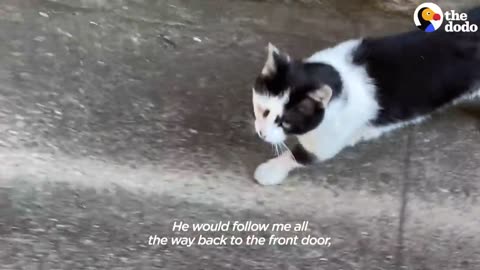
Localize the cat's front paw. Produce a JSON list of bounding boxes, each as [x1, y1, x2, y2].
[[254, 160, 290, 186]]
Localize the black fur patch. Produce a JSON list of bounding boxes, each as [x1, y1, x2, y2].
[[291, 143, 316, 165], [254, 60, 343, 135], [354, 7, 480, 126]]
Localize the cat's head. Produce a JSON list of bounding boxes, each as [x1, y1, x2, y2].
[[252, 43, 341, 144]]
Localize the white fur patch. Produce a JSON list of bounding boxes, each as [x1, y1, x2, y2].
[[254, 152, 301, 185], [356, 116, 428, 143], [455, 85, 480, 104], [299, 39, 380, 160], [252, 89, 289, 144]]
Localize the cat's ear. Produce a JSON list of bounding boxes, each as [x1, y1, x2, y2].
[[261, 43, 290, 76], [308, 85, 333, 107]]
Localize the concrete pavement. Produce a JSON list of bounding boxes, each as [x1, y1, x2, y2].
[[1, 0, 479, 269]]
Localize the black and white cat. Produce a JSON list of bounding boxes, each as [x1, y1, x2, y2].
[[252, 7, 480, 186]]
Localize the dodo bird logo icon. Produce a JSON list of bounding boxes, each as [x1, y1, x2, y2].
[[414, 3, 444, 32]]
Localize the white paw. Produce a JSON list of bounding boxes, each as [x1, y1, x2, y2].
[[254, 160, 290, 186]]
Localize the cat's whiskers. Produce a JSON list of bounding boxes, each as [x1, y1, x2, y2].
[[280, 142, 297, 163], [271, 144, 278, 157], [274, 144, 280, 157]]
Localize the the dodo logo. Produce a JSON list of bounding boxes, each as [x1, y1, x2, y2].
[[414, 3, 478, 32], [414, 3, 443, 32]]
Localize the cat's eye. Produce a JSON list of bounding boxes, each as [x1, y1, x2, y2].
[[263, 110, 270, 118]]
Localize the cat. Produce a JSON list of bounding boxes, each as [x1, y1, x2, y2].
[[252, 7, 480, 186]]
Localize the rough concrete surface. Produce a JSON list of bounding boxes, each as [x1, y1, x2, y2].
[[1, 0, 480, 269]]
